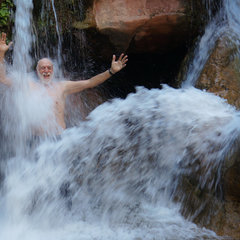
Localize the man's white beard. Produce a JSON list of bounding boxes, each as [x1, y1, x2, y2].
[[37, 70, 54, 84]]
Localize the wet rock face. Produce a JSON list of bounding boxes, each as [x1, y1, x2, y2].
[[66, 0, 201, 97], [31, 0, 209, 98], [196, 35, 240, 109], [177, 27, 240, 240], [33, 0, 207, 58], [220, 151, 240, 238], [72, 0, 197, 54], [224, 160, 240, 202], [92, 0, 188, 53], [173, 138, 240, 240], [205, 149, 240, 239]]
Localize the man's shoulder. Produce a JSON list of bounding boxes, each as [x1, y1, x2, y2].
[[53, 79, 71, 92], [55, 79, 71, 84]]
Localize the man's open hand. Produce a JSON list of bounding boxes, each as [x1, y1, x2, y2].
[[0, 32, 13, 55], [110, 53, 128, 74]]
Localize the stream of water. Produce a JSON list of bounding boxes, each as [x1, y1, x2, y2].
[[0, 0, 240, 239], [182, 0, 240, 87]]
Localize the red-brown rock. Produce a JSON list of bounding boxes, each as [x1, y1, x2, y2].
[[188, 33, 240, 239], [73, 0, 194, 54], [93, 0, 189, 53], [196, 35, 240, 109]]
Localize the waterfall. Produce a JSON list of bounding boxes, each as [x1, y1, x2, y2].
[[12, 0, 33, 74], [181, 16, 224, 87], [2, 85, 234, 240], [32, 0, 63, 78], [2, 0, 35, 153], [50, 0, 62, 70], [1, 0, 58, 154], [0, 0, 239, 239], [182, 0, 240, 87]]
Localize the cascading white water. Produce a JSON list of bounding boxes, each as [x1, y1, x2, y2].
[[3, 0, 35, 153], [33, 0, 64, 79], [182, 0, 224, 87], [182, 0, 240, 87], [0, 0, 240, 239], [2, 85, 236, 240], [224, 0, 240, 41], [50, 0, 63, 71], [2, 0, 59, 154], [12, 0, 33, 74], [181, 17, 224, 87]]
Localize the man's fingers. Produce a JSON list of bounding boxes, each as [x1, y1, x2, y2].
[[122, 56, 128, 63], [0, 32, 8, 43], [112, 54, 116, 62], [8, 41, 13, 47], [122, 55, 128, 64], [112, 53, 128, 71], [2, 33, 6, 42], [118, 53, 124, 61]]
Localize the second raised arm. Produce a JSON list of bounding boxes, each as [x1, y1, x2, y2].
[[63, 54, 128, 95]]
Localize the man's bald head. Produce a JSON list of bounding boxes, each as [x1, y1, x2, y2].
[[37, 58, 53, 71], [36, 58, 54, 83]]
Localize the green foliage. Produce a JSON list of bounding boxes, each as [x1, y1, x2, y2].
[[0, 0, 14, 27]]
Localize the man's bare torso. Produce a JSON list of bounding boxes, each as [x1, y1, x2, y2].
[[30, 80, 67, 135]]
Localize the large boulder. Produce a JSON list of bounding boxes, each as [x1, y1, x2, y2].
[[202, 147, 240, 239], [176, 143, 240, 239], [196, 34, 240, 109], [73, 0, 201, 54], [179, 32, 240, 239]]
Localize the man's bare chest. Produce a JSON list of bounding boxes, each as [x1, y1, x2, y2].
[[31, 82, 65, 108], [45, 87, 65, 111]]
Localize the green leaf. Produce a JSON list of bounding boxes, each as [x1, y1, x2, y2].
[[0, 19, 7, 25], [0, 0, 13, 27]]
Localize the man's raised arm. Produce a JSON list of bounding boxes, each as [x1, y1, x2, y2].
[[63, 53, 128, 95], [0, 32, 13, 87]]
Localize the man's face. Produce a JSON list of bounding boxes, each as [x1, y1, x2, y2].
[[37, 58, 54, 83]]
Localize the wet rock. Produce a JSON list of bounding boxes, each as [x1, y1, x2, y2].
[[202, 148, 240, 240], [196, 34, 240, 109], [73, 0, 200, 54], [176, 30, 240, 240], [175, 137, 240, 239], [30, 0, 213, 96]]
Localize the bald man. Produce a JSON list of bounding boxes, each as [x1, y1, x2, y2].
[[0, 32, 128, 135]]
